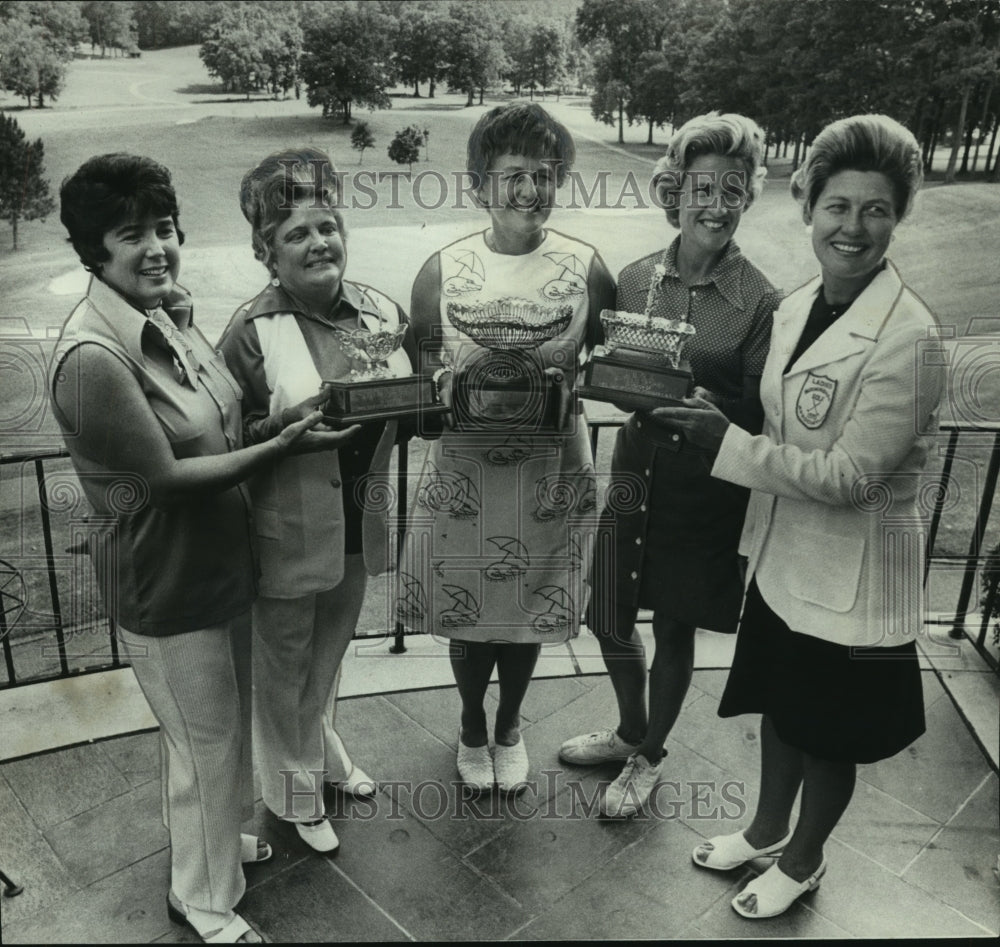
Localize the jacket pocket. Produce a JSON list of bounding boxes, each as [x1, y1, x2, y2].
[[784, 526, 864, 613]]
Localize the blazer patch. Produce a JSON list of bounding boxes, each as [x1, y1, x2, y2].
[[796, 372, 837, 429]]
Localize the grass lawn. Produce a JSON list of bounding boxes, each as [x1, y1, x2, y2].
[[1, 46, 998, 665]]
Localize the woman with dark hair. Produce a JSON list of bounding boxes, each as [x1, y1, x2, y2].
[[50, 153, 352, 943], [219, 147, 415, 853], [659, 114, 945, 918], [559, 112, 781, 818], [396, 103, 616, 792]]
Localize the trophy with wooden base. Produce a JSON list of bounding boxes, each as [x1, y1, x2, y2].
[[445, 298, 575, 434], [321, 323, 447, 426], [579, 261, 695, 410]]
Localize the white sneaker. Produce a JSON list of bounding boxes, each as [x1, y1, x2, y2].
[[295, 817, 340, 852], [559, 728, 641, 765], [493, 736, 529, 793], [456, 733, 494, 791], [601, 752, 664, 818]]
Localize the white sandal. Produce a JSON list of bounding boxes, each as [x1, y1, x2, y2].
[[692, 829, 792, 871], [240, 834, 272, 864], [731, 860, 827, 918], [167, 891, 263, 943]]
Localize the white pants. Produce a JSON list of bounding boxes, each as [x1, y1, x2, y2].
[[252, 555, 367, 822], [119, 613, 253, 913]]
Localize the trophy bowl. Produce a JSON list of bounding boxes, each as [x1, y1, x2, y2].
[[445, 298, 575, 432], [578, 309, 697, 410], [600, 309, 696, 370], [333, 324, 409, 379], [447, 298, 574, 354], [323, 323, 445, 427]]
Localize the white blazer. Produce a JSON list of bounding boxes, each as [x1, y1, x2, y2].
[[712, 261, 945, 647]]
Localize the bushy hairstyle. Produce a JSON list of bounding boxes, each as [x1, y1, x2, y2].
[[654, 112, 767, 228], [239, 146, 345, 273], [59, 153, 185, 272], [791, 114, 923, 220], [466, 103, 576, 200]]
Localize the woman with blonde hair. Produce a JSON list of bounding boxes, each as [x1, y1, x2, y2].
[[661, 113, 944, 917], [559, 112, 781, 818]]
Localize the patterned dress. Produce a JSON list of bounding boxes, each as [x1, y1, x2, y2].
[[396, 229, 600, 644]]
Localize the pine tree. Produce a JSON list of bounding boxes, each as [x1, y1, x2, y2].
[[0, 116, 57, 251]]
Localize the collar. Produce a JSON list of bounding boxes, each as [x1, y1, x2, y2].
[[797, 259, 904, 342], [243, 279, 380, 326], [662, 235, 748, 310], [85, 275, 195, 367]]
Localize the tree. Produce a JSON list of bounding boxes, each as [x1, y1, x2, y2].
[[0, 115, 56, 250], [134, 0, 221, 49], [351, 121, 376, 164], [0, 0, 87, 107], [440, 3, 509, 106], [393, 6, 448, 97], [200, 3, 300, 99], [82, 0, 138, 57], [301, 4, 396, 122], [503, 15, 533, 96], [387, 125, 423, 174], [576, 0, 667, 142], [913, 2, 1000, 183], [527, 21, 569, 99], [627, 50, 677, 143]]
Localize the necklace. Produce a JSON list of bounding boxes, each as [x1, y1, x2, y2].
[[642, 249, 671, 319]]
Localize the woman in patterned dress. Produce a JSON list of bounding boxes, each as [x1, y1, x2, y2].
[[397, 104, 616, 791], [559, 113, 782, 817]]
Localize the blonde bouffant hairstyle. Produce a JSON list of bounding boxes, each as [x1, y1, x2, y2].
[[653, 111, 768, 228]]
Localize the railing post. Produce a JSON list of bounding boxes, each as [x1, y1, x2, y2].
[[34, 458, 69, 676], [391, 440, 409, 654], [948, 430, 1000, 640], [925, 429, 960, 582]]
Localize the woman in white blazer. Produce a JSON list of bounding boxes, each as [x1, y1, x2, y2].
[[657, 115, 945, 918]]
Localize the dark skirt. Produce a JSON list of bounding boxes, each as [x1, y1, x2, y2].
[[719, 580, 926, 763], [587, 415, 749, 635]]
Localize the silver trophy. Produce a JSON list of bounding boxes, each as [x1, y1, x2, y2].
[[321, 322, 442, 426], [580, 262, 696, 409], [445, 297, 574, 431]]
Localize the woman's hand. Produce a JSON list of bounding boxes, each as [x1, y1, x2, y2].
[[543, 364, 574, 432], [650, 395, 731, 453], [692, 385, 723, 408], [435, 368, 455, 411], [279, 390, 332, 428], [275, 411, 361, 455]]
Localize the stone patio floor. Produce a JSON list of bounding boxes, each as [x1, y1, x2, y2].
[[1, 629, 998, 942]]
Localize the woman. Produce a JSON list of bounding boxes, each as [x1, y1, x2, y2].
[[51, 154, 354, 943], [397, 104, 616, 791], [559, 113, 781, 818], [219, 147, 415, 852], [659, 114, 945, 918]]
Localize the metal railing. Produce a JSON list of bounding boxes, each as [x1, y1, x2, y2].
[[2, 418, 998, 688]]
